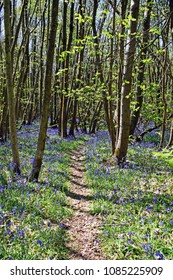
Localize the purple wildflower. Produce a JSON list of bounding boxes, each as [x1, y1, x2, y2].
[[155, 252, 164, 260], [37, 239, 43, 246]]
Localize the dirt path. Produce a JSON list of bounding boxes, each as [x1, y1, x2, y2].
[[64, 146, 106, 260]]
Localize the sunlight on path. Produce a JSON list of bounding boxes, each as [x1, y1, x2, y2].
[[63, 146, 106, 260]]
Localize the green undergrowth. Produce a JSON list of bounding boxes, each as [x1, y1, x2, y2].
[[153, 149, 173, 169], [85, 132, 173, 260], [0, 126, 88, 260]]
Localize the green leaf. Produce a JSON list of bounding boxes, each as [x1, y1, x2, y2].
[[75, 13, 85, 23], [128, 15, 137, 21], [149, 27, 161, 35], [102, 30, 114, 39]]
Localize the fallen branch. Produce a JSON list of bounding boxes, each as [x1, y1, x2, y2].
[[135, 113, 173, 142]]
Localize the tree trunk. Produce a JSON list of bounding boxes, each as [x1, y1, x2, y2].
[[115, 0, 128, 146], [29, 0, 59, 181], [69, 98, 78, 136], [60, 0, 68, 138], [89, 102, 103, 134], [130, 0, 152, 136], [92, 0, 114, 146], [69, 0, 85, 137], [3, 0, 20, 174], [115, 0, 140, 164], [0, 88, 8, 142], [159, 27, 169, 149], [166, 0, 173, 148], [108, 0, 116, 154], [39, 0, 47, 116]]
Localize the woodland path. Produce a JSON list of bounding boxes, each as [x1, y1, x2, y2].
[[63, 145, 106, 260]]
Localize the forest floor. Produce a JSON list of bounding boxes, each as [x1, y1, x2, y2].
[[1, 127, 173, 260], [63, 146, 106, 260]]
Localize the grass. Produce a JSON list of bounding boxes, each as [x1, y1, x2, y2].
[[1, 126, 173, 260], [85, 131, 173, 260], [0, 124, 88, 260]]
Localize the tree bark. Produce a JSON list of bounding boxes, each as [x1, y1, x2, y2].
[[3, 0, 20, 174], [115, 0, 140, 164], [115, 0, 128, 146], [69, 0, 85, 136], [29, 0, 59, 181], [159, 25, 169, 149], [130, 0, 152, 136], [92, 0, 115, 148], [60, 0, 68, 138]]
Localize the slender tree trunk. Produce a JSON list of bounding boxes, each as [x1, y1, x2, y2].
[[69, 98, 78, 136], [130, 0, 152, 136], [115, 0, 140, 164], [29, 0, 59, 181], [3, 0, 20, 174], [0, 42, 8, 141], [115, 0, 128, 145], [92, 0, 113, 143], [11, 0, 28, 56], [89, 102, 103, 134], [107, 0, 116, 154], [159, 11, 171, 148], [69, 0, 84, 136], [39, 0, 47, 116], [159, 36, 168, 149], [167, 119, 173, 148], [166, 0, 173, 148], [60, 0, 68, 138], [169, 0, 173, 42], [0, 88, 8, 141]]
